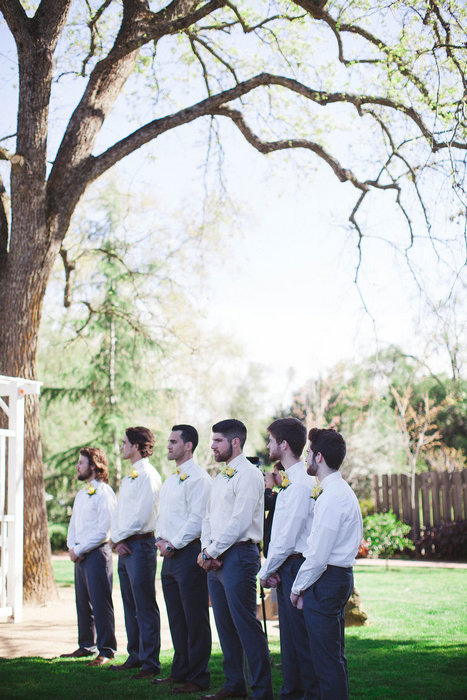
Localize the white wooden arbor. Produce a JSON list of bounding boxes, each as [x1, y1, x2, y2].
[[0, 374, 42, 622]]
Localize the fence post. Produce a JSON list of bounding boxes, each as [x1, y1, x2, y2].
[[420, 472, 431, 530], [382, 474, 389, 512], [431, 471, 441, 527], [391, 474, 400, 519], [441, 472, 451, 522], [451, 471, 463, 521], [400, 474, 411, 526]]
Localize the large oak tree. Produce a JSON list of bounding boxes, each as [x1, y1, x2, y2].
[[0, 0, 465, 601]]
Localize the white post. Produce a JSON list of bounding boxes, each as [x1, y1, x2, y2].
[[7, 385, 25, 622]]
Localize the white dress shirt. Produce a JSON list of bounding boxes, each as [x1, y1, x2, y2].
[[67, 478, 117, 557], [259, 462, 316, 581], [110, 457, 162, 543], [201, 453, 264, 559], [291, 470, 363, 595], [156, 458, 212, 549]]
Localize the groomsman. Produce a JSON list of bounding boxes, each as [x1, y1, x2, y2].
[[198, 419, 273, 700], [61, 447, 117, 665], [154, 424, 212, 694], [109, 426, 162, 680], [291, 428, 363, 700], [260, 418, 319, 700]]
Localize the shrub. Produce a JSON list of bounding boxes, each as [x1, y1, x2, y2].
[[49, 523, 68, 552], [359, 498, 375, 518], [363, 511, 414, 563], [415, 520, 467, 561]]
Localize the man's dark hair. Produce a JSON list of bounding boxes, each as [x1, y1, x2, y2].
[[274, 461, 285, 472], [80, 447, 109, 483], [172, 424, 199, 452], [308, 428, 346, 470], [268, 417, 307, 459], [212, 419, 247, 449], [126, 426, 155, 458]]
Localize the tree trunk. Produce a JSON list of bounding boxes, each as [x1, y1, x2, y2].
[[0, 202, 60, 601]]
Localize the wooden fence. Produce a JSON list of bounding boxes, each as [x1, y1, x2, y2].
[[372, 469, 467, 538]]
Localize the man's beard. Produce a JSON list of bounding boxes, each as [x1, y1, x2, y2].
[[78, 467, 93, 481], [307, 457, 318, 477], [215, 442, 233, 463]]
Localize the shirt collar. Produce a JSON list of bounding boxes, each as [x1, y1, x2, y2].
[[176, 457, 195, 473], [131, 457, 148, 471], [226, 453, 246, 471], [285, 461, 304, 481], [321, 470, 342, 488]]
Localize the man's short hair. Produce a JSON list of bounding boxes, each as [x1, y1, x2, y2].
[[268, 417, 307, 459], [172, 424, 199, 452], [212, 419, 247, 449], [80, 447, 109, 483], [125, 426, 155, 458], [308, 428, 346, 470]]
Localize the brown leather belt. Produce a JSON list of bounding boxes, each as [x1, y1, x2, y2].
[[126, 532, 154, 542]]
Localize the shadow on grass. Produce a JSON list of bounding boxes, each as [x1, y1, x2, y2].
[[1, 639, 466, 700], [347, 637, 466, 699]]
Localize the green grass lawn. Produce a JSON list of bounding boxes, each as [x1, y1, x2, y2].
[[1, 563, 465, 698]]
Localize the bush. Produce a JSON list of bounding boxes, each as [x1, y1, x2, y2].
[[359, 498, 375, 518], [363, 511, 414, 560], [415, 520, 467, 561], [49, 523, 68, 552]]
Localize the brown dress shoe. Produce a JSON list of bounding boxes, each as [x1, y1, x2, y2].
[[131, 669, 158, 680], [87, 655, 112, 666], [109, 659, 141, 671], [200, 691, 247, 700], [172, 682, 205, 694], [152, 676, 180, 685], [60, 648, 95, 658]]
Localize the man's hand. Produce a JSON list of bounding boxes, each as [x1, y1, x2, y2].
[[197, 551, 223, 571], [114, 541, 132, 556], [68, 548, 84, 563], [261, 572, 281, 588], [290, 591, 304, 609], [158, 540, 175, 558]]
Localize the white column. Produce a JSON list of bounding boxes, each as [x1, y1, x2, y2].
[[7, 386, 25, 622]]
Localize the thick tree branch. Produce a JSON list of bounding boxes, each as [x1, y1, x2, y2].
[[0, 0, 29, 39], [83, 70, 466, 191]]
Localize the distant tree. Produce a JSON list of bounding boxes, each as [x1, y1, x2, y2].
[[1, 0, 465, 600]]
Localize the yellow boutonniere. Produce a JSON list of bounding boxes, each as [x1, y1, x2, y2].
[[175, 467, 181, 475], [87, 486, 97, 496], [129, 469, 139, 480], [312, 485, 323, 500], [279, 475, 290, 490], [179, 472, 189, 483], [221, 467, 236, 479]]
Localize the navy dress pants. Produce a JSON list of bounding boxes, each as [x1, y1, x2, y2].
[[208, 543, 273, 700], [302, 565, 354, 700], [161, 540, 211, 688], [118, 537, 161, 672], [74, 543, 116, 658], [276, 556, 319, 700]]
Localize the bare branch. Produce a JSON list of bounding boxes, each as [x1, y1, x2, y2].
[[59, 246, 76, 308], [81, 0, 113, 77]]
